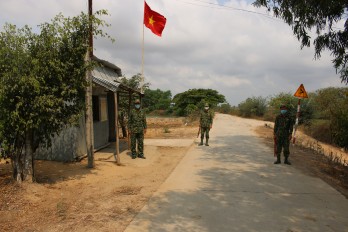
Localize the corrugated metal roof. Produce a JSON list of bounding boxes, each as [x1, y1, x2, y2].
[[91, 58, 121, 92], [92, 66, 119, 83], [92, 75, 121, 92], [92, 56, 122, 76], [91, 56, 141, 95]]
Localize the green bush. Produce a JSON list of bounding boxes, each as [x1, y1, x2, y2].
[[331, 112, 348, 149], [185, 104, 198, 116], [303, 119, 332, 144], [238, 96, 267, 118], [267, 92, 313, 125], [311, 87, 348, 149], [216, 103, 232, 114]]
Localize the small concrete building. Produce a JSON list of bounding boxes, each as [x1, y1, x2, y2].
[[35, 57, 140, 161]]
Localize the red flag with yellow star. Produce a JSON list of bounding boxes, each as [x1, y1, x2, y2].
[[144, 2, 167, 37]]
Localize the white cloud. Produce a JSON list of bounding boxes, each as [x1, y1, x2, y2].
[[0, 0, 346, 106]]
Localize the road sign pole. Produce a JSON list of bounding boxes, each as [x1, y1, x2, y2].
[[292, 83, 309, 145], [292, 98, 301, 144]]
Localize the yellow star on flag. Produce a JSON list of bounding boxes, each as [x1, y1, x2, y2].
[[149, 15, 155, 26]]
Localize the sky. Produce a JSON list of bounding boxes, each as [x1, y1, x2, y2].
[[0, 0, 346, 106]]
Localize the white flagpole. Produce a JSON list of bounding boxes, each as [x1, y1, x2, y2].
[[141, 0, 145, 94]]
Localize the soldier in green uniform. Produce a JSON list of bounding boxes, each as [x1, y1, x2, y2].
[[128, 99, 147, 159], [273, 104, 294, 165], [199, 103, 213, 146]]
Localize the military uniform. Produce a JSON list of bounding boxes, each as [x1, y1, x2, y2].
[[128, 100, 147, 159], [199, 104, 213, 146], [274, 105, 294, 164]]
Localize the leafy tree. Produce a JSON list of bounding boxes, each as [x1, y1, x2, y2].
[[119, 73, 149, 93], [311, 87, 348, 148], [216, 103, 234, 114], [0, 11, 112, 182], [117, 74, 149, 137], [238, 96, 268, 118], [185, 104, 199, 116], [118, 73, 149, 115], [268, 92, 313, 125], [172, 88, 226, 116], [253, 0, 348, 83], [143, 88, 172, 112]]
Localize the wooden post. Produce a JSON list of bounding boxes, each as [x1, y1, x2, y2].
[[86, 0, 94, 168], [88, 0, 93, 57], [127, 90, 132, 150], [114, 92, 120, 164]]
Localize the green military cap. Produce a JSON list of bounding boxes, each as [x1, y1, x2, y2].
[[280, 104, 287, 109], [205, 103, 209, 107]]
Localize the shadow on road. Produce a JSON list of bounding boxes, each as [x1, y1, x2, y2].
[[127, 135, 347, 232]]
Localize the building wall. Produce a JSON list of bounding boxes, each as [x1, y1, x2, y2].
[[93, 120, 109, 149], [35, 117, 87, 161], [35, 86, 112, 161], [92, 86, 110, 150]]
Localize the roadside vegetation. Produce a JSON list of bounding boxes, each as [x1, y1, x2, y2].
[[215, 87, 348, 151], [0, 11, 113, 182], [132, 84, 348, 154]]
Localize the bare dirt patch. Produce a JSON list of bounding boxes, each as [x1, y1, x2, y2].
[[146, 117, 199, 138], [0, 117, 197, 232], [255, 125, 348, 199]]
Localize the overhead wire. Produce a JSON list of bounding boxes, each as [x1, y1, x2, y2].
[[175, 0, 345, 30], [175, 0, 282, 22]]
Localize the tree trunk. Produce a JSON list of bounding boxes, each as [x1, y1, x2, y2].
[[13, 153, 24, 183], [24, 129, 34, 182], [12, 130, 35, 182], [85, 67, 94, 168]]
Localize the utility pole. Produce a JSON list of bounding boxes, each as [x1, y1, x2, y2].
[[114, 92, 120, 164], [86, 0, 94, 168]]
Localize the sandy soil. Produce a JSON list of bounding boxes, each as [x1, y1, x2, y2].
[[255, 124, 348, 199], [0, 117, 197, 232], [0, 116, 347, 232]]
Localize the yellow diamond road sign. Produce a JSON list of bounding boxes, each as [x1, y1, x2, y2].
[[294, 84, 308, 98]]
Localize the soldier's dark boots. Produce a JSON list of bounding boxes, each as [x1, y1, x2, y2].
[[274, 158, 281, 164], [205, 139, 209, 146], [199, 139, 204, 146], [138, 154, 146, 159], [284, 158, 291, 165]]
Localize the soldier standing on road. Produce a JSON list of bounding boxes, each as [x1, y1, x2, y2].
[[274, 104, 294, 165], [128, 99, 147, 159], [199, 103, 213, 146]]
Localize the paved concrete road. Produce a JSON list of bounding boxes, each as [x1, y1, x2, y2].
[[125, 114, 348, 232]]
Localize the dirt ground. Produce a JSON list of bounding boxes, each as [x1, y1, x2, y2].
[[0, 117, 197, 232], [0, 117, 347, 232], [255, 125, 348, 199]]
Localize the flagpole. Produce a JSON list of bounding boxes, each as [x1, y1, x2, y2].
[[141, 0, 145, 94]]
